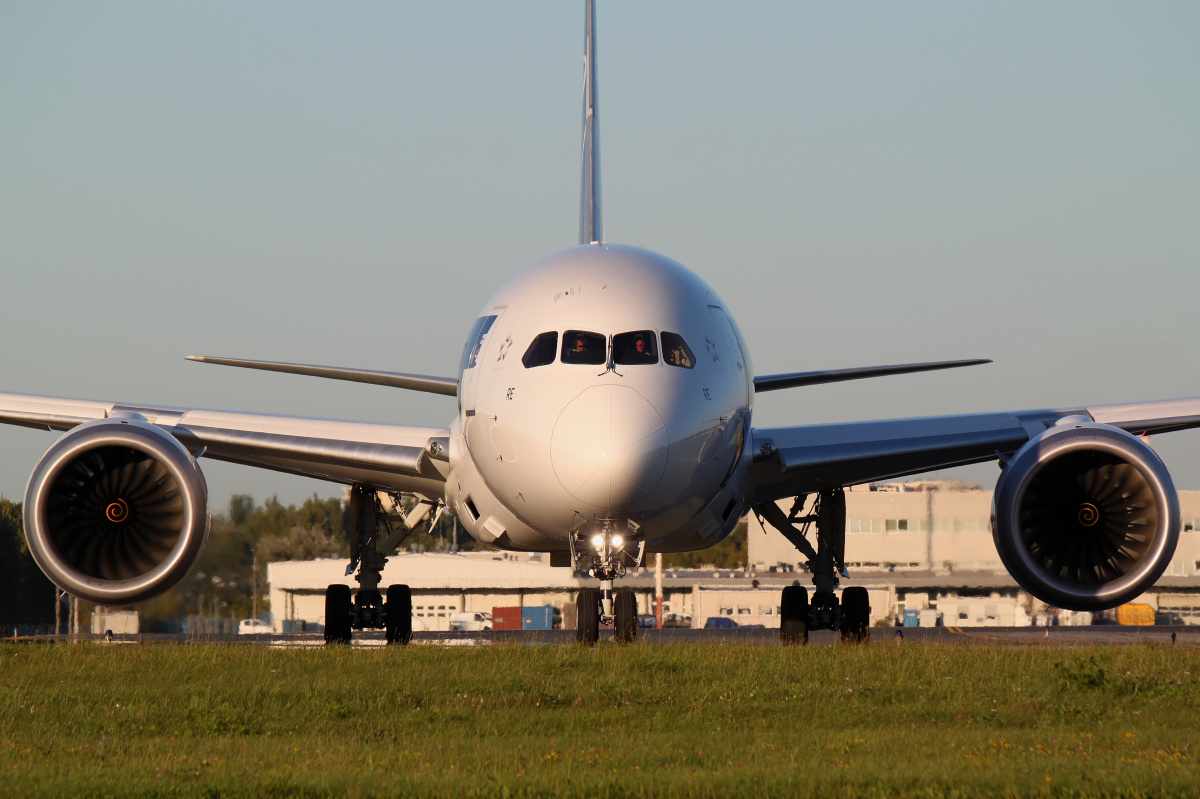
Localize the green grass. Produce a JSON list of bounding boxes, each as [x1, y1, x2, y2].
[[2, 642, 1199, 797]]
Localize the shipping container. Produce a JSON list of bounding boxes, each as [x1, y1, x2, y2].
[[1117, 603, 1155, 626], [918, 609, 939, 628], [903, 609, 920, 627], [492, 606, 523, 630], [522, 606, 556, 631]]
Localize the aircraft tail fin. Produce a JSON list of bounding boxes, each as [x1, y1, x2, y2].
[[578, 0, 602, 245]]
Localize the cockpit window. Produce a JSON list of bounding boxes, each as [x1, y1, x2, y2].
[[522, 332, 558, 368], [660, 332, 695, 369], [612, 330, 658, 365], [459, 315, 497, 372], [561, 330, 606, 365]]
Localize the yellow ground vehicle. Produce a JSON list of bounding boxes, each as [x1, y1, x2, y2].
[[1116, 603, 1156, 626]]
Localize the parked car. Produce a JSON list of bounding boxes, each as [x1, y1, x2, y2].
[[662, 612, 693, 628], [238, 619, 273, 635], [704, 617, 739, 629], [449, 611, 492, 631], [637, 614, 656, 628]]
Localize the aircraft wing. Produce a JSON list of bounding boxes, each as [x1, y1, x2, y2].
[[0, 391, 450, 500], [750, 396, 1200, 503]]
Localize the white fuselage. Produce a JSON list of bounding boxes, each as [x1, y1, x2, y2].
[[443, 244, 754, 553]]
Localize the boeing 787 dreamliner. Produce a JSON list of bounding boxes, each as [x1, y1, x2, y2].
[[2, 1, 1194, 645]]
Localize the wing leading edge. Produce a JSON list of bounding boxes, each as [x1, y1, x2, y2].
[[0, 391, 449, 500], [185, 355, 459, 396], [753, 359, 990, 392], [750, 396, 1200, 503]]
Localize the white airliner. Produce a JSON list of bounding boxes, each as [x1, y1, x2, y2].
[[1, 1, 1193, 644]]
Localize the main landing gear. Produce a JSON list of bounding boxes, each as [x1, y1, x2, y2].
[[755, 488, 871, 645], [324, 485, 435, 646], [570, 520, 644, 645]]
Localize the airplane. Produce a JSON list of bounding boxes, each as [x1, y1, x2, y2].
[[1, 0, 1193, 646]]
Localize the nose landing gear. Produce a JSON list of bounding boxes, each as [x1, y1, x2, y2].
[[570, 521, 644, 645], [755, 488, 871, 645]]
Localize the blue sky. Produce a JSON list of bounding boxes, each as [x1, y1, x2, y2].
[[1, 1, 1198, 509]]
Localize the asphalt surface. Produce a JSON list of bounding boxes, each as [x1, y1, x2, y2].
[[12, 625, 1198, 647]]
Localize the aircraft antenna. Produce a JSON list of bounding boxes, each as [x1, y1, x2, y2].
[[579, 0, 602, 245]]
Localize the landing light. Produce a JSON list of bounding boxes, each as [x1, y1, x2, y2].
[[591, 534, 604, 548], [611, 535, 623, 547]]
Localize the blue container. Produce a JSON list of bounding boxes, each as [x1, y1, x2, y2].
[[522, 606, 556, 631], [903, 609, 920, 627]]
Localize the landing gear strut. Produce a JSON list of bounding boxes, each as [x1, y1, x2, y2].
[[570, 519, 643, 645], [755, 488, 870, 645], [325, 485, 427, 646]]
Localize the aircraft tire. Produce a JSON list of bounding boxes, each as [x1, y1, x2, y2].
[[840, 586, 870, 643], [576, 588, 600, 645], [324, 584, 352, 645], [614, 588, 637, 644], [780, 584, 809, 645], [385, 584, 412, 645]]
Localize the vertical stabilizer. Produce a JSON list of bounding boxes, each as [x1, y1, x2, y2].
[[579, 0, 602, 245]]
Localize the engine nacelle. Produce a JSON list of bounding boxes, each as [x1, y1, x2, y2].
[[24, 418, 210, 605], [993, 421, 1179, 611]]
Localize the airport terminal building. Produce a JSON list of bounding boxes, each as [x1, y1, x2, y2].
[[266, 483, 1200, 631]]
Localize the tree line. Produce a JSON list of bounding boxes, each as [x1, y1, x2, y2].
[[0, 492, 476, 631], [0, 492, 746, 631]]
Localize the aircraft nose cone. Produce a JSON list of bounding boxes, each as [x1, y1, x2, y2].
[[551, 385, 668, 509]]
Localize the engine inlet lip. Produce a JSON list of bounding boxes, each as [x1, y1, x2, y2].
[[24, 419, 209, 605], [994, 423, 1179, 610]]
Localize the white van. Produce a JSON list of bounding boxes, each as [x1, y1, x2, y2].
[[238, 619, 273, 635], [448, 611, 492, 631]]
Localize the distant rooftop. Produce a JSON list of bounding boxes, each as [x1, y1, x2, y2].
[[859, 480, 984, 493]]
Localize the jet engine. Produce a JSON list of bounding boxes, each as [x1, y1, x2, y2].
[[992, 420, 1179, 611], [24, 418, 210, 605]]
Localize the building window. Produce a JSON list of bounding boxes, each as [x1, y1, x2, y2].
[[737, 607, 751, 615], [760, 606, 774, 616], [719, 606, 734, 616]]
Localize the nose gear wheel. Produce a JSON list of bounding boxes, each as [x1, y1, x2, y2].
[[568, 518, 644, 645]]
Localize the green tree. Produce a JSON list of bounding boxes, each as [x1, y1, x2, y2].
[[0, 497, 56, 629], [140, 493, 351, 629], [660, 521, 748, 570]]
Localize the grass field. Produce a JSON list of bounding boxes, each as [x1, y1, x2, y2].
[[2, 641, 1199, 797]]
